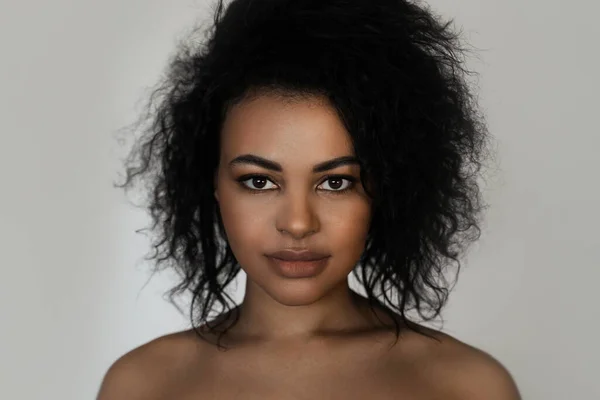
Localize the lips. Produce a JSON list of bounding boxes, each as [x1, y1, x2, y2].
[[266, 249, 330, 261], [266, 252, 331, 279]]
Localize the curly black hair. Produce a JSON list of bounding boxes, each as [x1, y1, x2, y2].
[[114, 0, 491, 349]]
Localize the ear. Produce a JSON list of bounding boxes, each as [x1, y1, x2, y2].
[[213, 171, 219, 202]]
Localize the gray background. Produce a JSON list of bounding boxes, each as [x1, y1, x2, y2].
[[1, 0, 598, 398]]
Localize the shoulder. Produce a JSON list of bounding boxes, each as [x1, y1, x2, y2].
[[96, 329, 206, 400], [392, 325, 521, 400]]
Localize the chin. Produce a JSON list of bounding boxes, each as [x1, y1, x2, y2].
[[263, 279, 331, 307]]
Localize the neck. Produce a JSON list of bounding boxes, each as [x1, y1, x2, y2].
[[222, 279, 390, 344]]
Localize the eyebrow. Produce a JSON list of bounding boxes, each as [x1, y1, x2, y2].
[[229, 154, 360, 173]]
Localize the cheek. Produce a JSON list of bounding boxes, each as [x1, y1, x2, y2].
[[216, 187, 275, 267], [327, 201, 371, 258]]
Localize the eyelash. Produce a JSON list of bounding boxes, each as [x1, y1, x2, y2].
[[236, 174, 357, 195]]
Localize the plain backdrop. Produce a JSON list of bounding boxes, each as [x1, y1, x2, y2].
[[1, 0, 598, 398]]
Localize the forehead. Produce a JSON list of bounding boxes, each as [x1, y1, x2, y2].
[[219, 93, 355, 163]]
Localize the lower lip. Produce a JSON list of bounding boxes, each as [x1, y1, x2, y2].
[[266, 256, 330, 278]]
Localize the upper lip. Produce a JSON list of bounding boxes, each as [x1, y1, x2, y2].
[[267, 249, 330, 261]]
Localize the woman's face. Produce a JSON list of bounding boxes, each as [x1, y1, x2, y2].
[[214, 92, 372, 306]]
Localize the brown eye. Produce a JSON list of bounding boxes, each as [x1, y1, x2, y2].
[[319, 176, 355, 192], [324, 178, 343, 190], [237, 174, 355, 194], [249, 177, 267, 189], [238, 175, 277, 191]]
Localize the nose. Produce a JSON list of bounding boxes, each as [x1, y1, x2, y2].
[[275, 191, 320, 239]]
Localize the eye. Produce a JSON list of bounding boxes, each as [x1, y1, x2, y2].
[[237, 174, 356, 193], [239, 175, 278, 191], [319, 176, 355, 192]]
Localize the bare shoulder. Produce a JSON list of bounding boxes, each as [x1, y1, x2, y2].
[[393, 325, 521, 400], [95, 329, 206, 400]]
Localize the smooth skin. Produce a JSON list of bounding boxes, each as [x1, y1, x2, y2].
[[97, 93, 520, 399]]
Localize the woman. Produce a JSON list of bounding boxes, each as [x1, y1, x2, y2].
[[98, 0, 520, 398]]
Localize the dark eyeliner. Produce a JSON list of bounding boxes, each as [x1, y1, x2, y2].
[[236, 174, 357, 194]]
